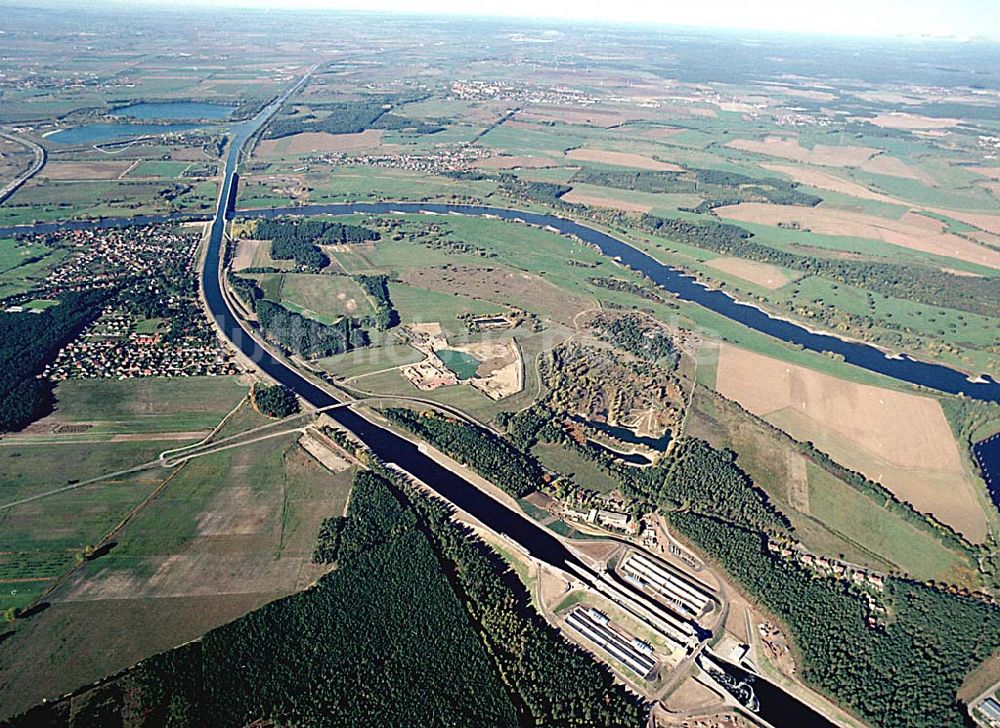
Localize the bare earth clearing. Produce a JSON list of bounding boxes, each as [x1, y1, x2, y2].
[[705, 256, 793, 289], [256, 129, 384, 158], [714, 345, 987, 541], [716, 202, 1000, 270], [561, 188, 652, 213], [727, 136, 931, 182], [41, 161, 134, 180], [760, 163, 910, 206], [870, 113, 962, 130], [565, 147, 683, 171]]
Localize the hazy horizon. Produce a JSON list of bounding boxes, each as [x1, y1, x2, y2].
[[9, 0, 1000, 42]]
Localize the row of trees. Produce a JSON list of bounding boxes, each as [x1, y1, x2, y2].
[[383, 408, 542, 498], [256, 299, 368, 357], [353, 273, 399, 330], [670, 511, 1000, 728], [641, 214, 1000, 318], [0, 290, 106, 432], [250, 383, 299, 418], [573, 167, 821, 207]]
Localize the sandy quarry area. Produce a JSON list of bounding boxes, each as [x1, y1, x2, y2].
[[714, 344, 987, 542], [716, 202, 1000, 270], [705, 256, 793, 289], [256, 128, 384, 158], [565, 147, 683, 171]]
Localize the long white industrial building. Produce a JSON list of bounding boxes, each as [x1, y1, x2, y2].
[[565, 607, 657, 679], [621, 552, 714, 618]]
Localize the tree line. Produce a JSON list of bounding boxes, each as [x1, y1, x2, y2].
[[383, 407, 542, 498], [0, 290, 106, 432], [641, 214, 1000, 318], [353, 273, 399, 330], [256, 299, 368, 357]]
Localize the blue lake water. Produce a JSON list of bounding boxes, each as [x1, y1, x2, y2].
[[573, 415, 672, 451], [111, 101, 234, 120], [45, 123, 200, 145]]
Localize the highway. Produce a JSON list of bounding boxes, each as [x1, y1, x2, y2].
[[0, 130, 45, 205]]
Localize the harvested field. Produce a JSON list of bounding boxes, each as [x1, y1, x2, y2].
[[705, 256, 793, 289], [642, 127, 684, 139], [969, 166, 1000, 180], [727, 137, 879, 167], [399, 264, 594, 326], [716, 202, 1000, 270], [860, 154, 934, 183], [871, 113, 961, 130], [231, 238, 261, 271], [476, 154, 556, 169], [41, 161, 133, 180], [519, 105, 631, 127], [714, 345, 988, 542], [256, 128, 383, 158], [561, 188, 651, 213], [565, 148, 683, 171], [760, 163, 907, 205]]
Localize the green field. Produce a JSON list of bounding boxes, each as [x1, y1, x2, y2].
[[257, 272, 374, 325], [531, 441, 618, 494], [127, 160, 194, 178], [46, 376, 248, 434]]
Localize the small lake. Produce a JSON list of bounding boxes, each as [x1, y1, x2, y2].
[[111, 101, 235, 120], [573, 415, 672, 451], [587, 439, 652, 466], [45, 123, 200, 145]]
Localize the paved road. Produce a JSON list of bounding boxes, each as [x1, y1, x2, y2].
[[0, 130, 45, 205]]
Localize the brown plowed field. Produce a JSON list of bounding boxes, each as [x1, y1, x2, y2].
[[714, 345, 987, 542]]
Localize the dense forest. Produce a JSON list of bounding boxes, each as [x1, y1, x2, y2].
[[0, 290, 105, 432], [661, 439, 789, 533], [7, 472, 518, 727], [591, 312, 678, 367], [572, 167, 821, 207], [670, 512, 1000, 728], [256, 299, 368, 357], [383, 408, 541, 497], [641, 214, 1000, 318], [264, 101, 442, 139], [353, 273, 399, 330], [251, 382, 299, 418], [251, 218, 380, 271]]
